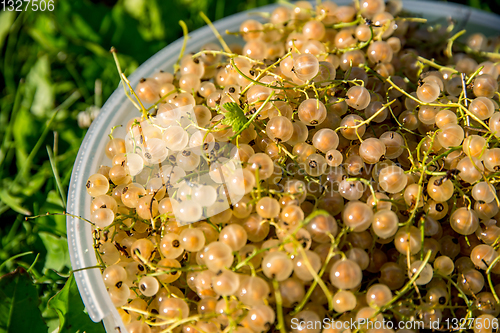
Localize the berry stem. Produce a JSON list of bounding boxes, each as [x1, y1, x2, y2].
[[119, 73, 149, 119], [146, 88, 179, 112], [335, 23, 373, 53], [352, 250, 433, 333], [272, 279, 287, 333], [174, 20, 190, 75], [346, 177, 376, 200], [110, 47, 144, 113], [445, 29, 466, 58], [199, 11, 232, 54], [485, 255, 500, 303], [290, 228, 348, 315], [230, 91, 276, 140], [331, 16, 362, 29], [26, 211, 95, 226], [417, 56, 458, 74]]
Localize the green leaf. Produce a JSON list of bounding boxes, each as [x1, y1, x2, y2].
[[12, 108, 39, 171], [221, 102, 248, 134], [0, 268, 47, 333], [71, 13, 102, 43], [40, 285, 63, 333], [39, 232, 70, 272], [28, 15, 67, 52], [0, 11, 15, 50], [0, 190, 31, 216], [21, 167, 51, 197], [137, 0, 165, 40], [49, 275, 106, 333], [37, 190, 67, 235], [123, 0, 146, 20], [1, 166, 50, 199], [24, 55, 54, 117]]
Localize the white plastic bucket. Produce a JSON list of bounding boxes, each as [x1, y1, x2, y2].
[[66, 1, 500, 332]]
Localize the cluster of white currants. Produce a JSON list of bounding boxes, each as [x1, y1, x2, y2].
[[85, 0, 500, 332], [89, 103, 245, 227]]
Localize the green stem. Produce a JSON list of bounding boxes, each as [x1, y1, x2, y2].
[[174, 20, 190, 74], [445, 29, 466, 58], [230, 91, 275, 140], [486, 255, 500, 303], [0, 251, 34, 271], [199, 12, 232, 53], [352, 251, 433, 333], [273, 280, 287, 333]]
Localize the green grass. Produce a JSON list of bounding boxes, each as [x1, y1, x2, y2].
[[0, 0, 275, 331], [0, 0, 495, 332]]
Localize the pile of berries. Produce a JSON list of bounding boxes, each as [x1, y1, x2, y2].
[[85, 1, 500, 332]]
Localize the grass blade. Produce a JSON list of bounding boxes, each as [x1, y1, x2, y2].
[[46, 145, 67, 210], [0, 80, 25, 172], [0, 251, 33, 271], [0, 189, 32, 216], [11, 90, 81, 188], [27, 253, 40, 273]]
